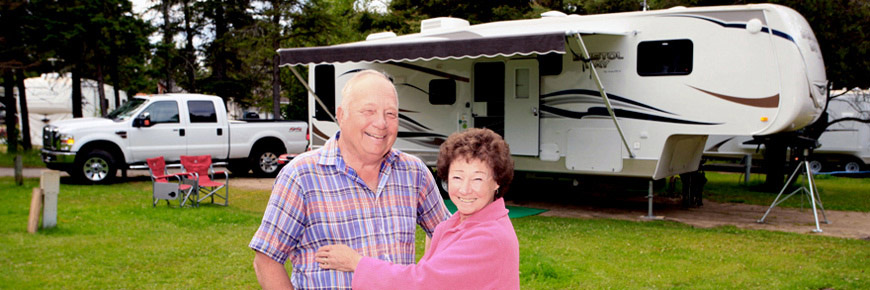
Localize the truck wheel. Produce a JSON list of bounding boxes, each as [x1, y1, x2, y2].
[[808, 160, 823, 174], [843, 161, 862, 172], [75, 149, 116, 184], [250, 146, 285, 177]]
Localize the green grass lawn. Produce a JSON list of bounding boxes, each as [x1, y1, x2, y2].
[[703, 171, 870, 212], [0, 144, 44, 168], [2, 176, 869, 289]]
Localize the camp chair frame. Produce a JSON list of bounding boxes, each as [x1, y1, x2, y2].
[[146, 156, 197, 207], [180, 155, 229, 206]]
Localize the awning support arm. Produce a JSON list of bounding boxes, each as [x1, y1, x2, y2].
[[570, 33, 635, 158], [288, 65, 337, 123]]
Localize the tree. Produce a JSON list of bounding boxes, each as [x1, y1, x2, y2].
[[199, 0, 255, 104]]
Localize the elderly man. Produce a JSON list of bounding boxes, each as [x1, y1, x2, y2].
[[250, 70, 451, 290]]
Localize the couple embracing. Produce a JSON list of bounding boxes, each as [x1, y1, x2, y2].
[[250, 70, 520, 290]]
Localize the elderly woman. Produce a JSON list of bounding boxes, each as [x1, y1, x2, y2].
[[315, 128, 520, 289]]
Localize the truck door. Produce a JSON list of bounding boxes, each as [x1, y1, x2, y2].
[[504, 59, 540, 156], [129, 100, 187, 163], [185, 100, 229, 159]]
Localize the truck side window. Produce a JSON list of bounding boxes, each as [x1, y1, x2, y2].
[[637, 39, 693, 76], [142, 101, 180, 124], [188, 101, 218, 123]]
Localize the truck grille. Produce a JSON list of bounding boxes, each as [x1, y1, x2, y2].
[[43, 126, 58, 150]]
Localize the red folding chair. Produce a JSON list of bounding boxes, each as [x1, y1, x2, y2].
[[146, 156, 196, 207], [180, 155, 229, 206]]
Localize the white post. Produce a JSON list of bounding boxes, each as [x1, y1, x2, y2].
[[41, 170, 61, 229]]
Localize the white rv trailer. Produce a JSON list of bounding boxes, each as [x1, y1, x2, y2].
[[278, 4, 826, 181], [705, 89, 870, 173]]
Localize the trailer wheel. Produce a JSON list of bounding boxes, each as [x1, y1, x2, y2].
[[808, 160, 823, 174], [843, 161, 862, 172], [250, 145, 285, 177], [74, 149, 116, 184]]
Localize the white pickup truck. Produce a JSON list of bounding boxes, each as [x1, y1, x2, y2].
[[41, 93, 308, 184]]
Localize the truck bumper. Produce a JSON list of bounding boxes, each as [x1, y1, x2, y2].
[[41, 149, 76, 172]]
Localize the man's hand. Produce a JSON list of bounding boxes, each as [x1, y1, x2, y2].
[[315, 245, 362, 272]]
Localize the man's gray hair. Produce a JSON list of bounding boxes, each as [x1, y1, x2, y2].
[[338, 69, 398, 110]]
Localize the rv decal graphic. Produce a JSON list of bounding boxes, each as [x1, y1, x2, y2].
[[586, 51, 624, 69], [690, 86, 779, 108], [397, 132, 447, 147], [541, 89, 674, 115], [706, 137, 735, 152], [539, 105, 721, 125], [338, 68, 367, 77], [399, 113, 433, 131], [312, 124, 330, 141], [401, 83, 428, 96], [667, 14, 795, 43]]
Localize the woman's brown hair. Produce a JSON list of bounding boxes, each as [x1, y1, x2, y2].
[[436, 128, 514, 199]]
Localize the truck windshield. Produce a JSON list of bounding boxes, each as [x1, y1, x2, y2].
[[107, 98, 148, 120]]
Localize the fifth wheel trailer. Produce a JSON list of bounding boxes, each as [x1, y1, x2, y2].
[[279, 4, 826, 186]]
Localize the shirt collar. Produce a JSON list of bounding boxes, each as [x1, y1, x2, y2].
[[448, 198, 509, 230], [318, 131, 401, 168]]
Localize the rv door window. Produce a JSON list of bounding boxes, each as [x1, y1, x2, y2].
[[429, 79, 456, 105], [314, 64, 336, 121], [515, 68, 530, 99], [473, 62, 505, 116], [637, 39, 693, 76]]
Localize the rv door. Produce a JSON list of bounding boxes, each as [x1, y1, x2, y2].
[[504, 59, 540, 156]]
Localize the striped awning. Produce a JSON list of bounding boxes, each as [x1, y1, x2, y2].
[[278, 31, 567, 66]]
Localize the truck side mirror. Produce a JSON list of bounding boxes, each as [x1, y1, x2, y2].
[[134, 112, 152, 128]]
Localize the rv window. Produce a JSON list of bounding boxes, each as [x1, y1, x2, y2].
[[537, 53, 562, 76], [637, 39, 693, 76], [429, 79, 456, 105], [141, 101, 180, 124], [188, 101, 217, 123], [314, 64, 336, 121], [515, 68, 530, 99]]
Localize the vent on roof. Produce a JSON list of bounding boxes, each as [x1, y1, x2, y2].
[[420, 17, 469, 33], [541, 11, 567, 17], [366, 31, 397, 41]]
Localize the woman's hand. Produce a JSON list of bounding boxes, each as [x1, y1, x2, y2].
[[315, 244, 362, 272]]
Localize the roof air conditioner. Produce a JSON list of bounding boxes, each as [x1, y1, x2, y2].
[[420, 17, 469, 33]]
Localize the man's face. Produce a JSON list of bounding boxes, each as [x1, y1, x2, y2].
[[336, 75, 399, 162]]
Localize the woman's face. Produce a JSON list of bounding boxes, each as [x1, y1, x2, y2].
[[448, 157, 499, 221]]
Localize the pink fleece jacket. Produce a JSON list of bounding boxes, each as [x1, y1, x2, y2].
[[352, 198, 520, 289]]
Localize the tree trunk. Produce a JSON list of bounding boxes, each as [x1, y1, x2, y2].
[[110, 46, 122, 107], [15, 69, 31, 150], [71, 65, 83, 118], [213, 3, 227, 81], [162, 0, 174, 93], [271, 0, 281, 119], [3, 69, 18, 153], [96, 61, 108, 116], [183, 0, 196, 92]]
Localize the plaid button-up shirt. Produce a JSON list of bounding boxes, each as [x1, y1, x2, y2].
[[250, 132, 450, 290]]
